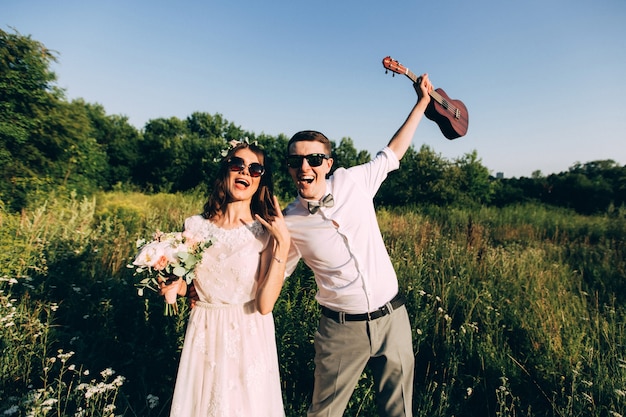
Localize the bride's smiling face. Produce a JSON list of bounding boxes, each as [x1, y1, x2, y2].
[[225, 148, 265, 202]]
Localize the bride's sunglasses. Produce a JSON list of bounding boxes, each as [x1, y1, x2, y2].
[[227, 156, 265, 177], [286, 153, 331, 168]]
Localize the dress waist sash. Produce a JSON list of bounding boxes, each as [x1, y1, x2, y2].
[[195, 300, 256, 311]]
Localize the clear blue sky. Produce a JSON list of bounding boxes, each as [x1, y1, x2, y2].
[[4, 0, 626, 178]]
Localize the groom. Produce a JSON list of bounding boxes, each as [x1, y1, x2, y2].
[[282, 74, 433, 417]]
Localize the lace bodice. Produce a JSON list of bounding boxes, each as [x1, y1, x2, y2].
[[183, 215, 269, 305]]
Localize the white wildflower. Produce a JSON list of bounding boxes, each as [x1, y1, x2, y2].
[[112, 375, 125, 387], [3, 405, 19, 415], [147, 394, 160, 409]]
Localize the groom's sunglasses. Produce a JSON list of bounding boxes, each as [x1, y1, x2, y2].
[[286, 153, 331, 169], [227, 156, 265, 177]]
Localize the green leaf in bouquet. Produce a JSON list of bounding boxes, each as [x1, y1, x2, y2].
[[184, 257, 199, 269], [172, 265, 187, 277], [178, 252, 193, 263], [184, 272, 196, 284]]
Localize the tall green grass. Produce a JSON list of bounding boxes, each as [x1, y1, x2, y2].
[[378, 205, 626, 416], [0, 194, 624, 416]]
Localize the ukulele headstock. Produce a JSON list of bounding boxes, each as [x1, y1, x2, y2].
[[382, 56, 407, 76]]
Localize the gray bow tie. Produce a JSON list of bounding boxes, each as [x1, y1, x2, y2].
[[308, 194, 334, 214]]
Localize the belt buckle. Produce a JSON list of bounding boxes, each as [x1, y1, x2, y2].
[[380, 304, 389, 316], [381, 301, 394, 318]]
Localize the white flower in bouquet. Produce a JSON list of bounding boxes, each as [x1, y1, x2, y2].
[[129, 230, 212, 315]]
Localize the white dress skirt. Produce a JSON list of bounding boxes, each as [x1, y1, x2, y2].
[[169, 215, 284, 417]]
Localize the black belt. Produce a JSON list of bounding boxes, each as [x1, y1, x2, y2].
[[321, 294, 405, 322]]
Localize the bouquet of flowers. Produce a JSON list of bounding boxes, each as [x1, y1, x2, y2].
[[130, 229, 212, 315]]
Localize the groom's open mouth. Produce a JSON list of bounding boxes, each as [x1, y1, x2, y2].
[[298, 175, 314, 184]]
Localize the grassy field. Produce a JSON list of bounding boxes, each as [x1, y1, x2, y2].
[[1, 191, 625, 416]]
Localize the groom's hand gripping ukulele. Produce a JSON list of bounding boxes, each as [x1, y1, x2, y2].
[[382, 56, 469, 140]]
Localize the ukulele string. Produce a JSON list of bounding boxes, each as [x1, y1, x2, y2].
[[431, 89, 466, 120], [404, 67, 465, 120]]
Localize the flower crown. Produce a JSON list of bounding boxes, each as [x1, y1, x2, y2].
[[214, 137, 261, 162]]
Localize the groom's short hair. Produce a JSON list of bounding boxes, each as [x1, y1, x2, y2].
[[287, 130, 332, 155]]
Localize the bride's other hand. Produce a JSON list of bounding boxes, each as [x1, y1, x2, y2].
[[255, 196, 290, 249]]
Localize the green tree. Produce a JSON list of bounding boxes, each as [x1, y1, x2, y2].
[[0, 28, 62, 208], [134, 117, 189, 192], [134, 113, 249, 193], [452, 150, 494, 206], [0, 29, 109, 209], [547, 171, 611, 214], [538, 160, 625, 214], [332, 137, 371, 170], [82, 101, 141, 188], [377, 144, 454, 206], [185, 112, 248, 193], [187, 111, 245, 141], [571, 160, 626, 209], [45, 99, 108, 194]]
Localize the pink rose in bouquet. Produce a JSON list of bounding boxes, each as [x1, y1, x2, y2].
[[130, 230, 212, 315]]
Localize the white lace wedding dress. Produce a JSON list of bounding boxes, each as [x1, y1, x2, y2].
[[169, 215, 284, 417]]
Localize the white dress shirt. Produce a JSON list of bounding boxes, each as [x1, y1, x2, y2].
[[284, 147, 400, 314]]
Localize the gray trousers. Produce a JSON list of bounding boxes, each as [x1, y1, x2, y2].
[[307, 305, 414, 417]]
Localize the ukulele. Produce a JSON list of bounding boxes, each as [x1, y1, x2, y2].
[[382, 56, 468, 140]]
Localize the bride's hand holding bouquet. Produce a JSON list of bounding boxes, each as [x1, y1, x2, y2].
[[158, 274, 187, 306], [129, 229, 211, 315]]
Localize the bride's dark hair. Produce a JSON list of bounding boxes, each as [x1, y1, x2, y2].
[[202, 142, 278, 221]]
